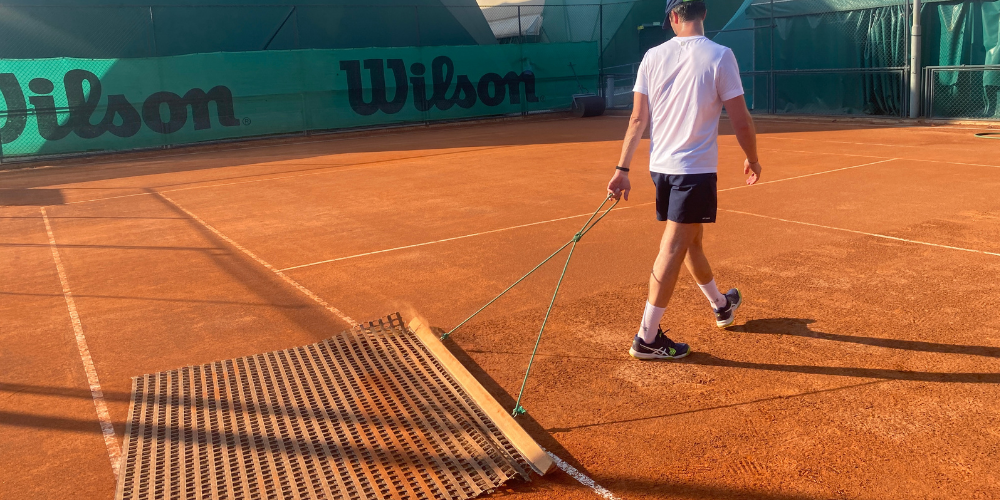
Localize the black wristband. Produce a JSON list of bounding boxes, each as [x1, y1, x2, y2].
[[615, 166, 629, 172]]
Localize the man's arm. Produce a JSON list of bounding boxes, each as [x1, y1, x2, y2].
[[607, 92, 650, 201], [722, 94, 762, 185]]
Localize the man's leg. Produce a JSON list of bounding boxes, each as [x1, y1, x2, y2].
[[683, 223, 744, 327], [636, 221, 701, 343], [684, 225, 727, 310]]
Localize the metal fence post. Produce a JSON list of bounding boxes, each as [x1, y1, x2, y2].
[[149, 6, 158, 56], [769, 0, 775, 114], [599, 3, 604, 93], [909, 0, 922, 118], [518, 5, 522, 44]]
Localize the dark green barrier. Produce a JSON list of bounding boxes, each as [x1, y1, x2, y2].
[[0, 42, 597, 159]]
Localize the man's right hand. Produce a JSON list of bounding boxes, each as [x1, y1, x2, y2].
[[744, 159, 762, 185], [607, 170, 631, 201]]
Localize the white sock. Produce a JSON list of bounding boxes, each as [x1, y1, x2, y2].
[[637, 301, 666, 344], [698, 279, 727, 309]]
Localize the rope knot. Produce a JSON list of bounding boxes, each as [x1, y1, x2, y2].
[[572, 232, 582, 242]]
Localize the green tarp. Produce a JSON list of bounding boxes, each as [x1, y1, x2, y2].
[[925, 0, 1000, 117], [0, 42, 598, 158], [732, 0, 1000, 117], [0, 0, 497, 60]]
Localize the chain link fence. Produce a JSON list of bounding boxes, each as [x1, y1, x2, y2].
[[925, 66, 1000, 119]]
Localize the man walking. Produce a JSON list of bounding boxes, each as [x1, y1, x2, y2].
[[606, 0, 762, 360]]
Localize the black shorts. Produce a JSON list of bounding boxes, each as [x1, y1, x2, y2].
[[650, 172, 718, 223]]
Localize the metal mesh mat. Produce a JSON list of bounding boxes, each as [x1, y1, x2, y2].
[[115, 313, 529, 500]]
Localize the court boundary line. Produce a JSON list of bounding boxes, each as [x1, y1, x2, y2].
[[545, 450, 620, 500], [60, 145, 506, 207], [278, 209, 646, 271], [40, 207, 121, 478], [716, 158, 898, 193], [719, 143, 1000, 169], [156, 194, 617, 499], [721, 208, 1000, 257], [281, 158, 898, 272], [157, 193, 358, 327]]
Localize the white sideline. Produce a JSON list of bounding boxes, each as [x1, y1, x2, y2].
[[158, 194, 358, 327], [40, 207, 121, 478], [722, 208, 1000, 257], [546, 450, 621, 500]]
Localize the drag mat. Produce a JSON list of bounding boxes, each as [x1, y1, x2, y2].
[[114, 313, 545, 500]]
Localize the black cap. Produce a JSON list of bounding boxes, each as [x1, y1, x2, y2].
[[663, 0, 703, 28]]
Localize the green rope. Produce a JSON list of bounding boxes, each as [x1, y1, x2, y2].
[[975, 132, 1000, 139], [511, 196, 618, 416], [440, 241, 572, 340], [436, 194, 619, 415], [440, 195, 619, 341]]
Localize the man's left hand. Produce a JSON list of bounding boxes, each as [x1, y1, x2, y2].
[[607, 170, 631, 201], [744, 159, 762, 185]]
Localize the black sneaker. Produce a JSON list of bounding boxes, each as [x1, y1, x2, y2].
[[714, 288, 742, 328], [628, 328, 691, 360]]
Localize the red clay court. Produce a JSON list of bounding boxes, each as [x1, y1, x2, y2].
[[2, 115, 1000, 499]]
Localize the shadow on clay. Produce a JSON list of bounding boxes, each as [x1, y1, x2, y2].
[[546, 379, 887, 434], [685, 351, 1000, 384], [734, 317, 1000, 359]]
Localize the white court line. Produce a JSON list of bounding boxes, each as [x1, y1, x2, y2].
[[766, 136, 925, 148], [280, 159, 895, 271], [717, 158, 897, 193], [909, 157, 1000, 170], [545, 450, 621, 500], [722, 142, 1000, 169], [40, 207, 121, 478], [279, 206, 640, 272], [62, 147, 502, 207], [722, 208, 1000, 257], [157, 193, 358, 327]]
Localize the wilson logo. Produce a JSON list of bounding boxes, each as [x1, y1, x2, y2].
[[0, 70, 240, 144], [340, 56, 539, 116]]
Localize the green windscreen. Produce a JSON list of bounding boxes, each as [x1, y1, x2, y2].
[[0, 42, 598, 159]]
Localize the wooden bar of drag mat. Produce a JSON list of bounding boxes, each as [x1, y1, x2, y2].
[[408, 317, 554, 475]]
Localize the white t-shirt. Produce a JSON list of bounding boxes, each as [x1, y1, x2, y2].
[[633, 36, 744, 175]]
